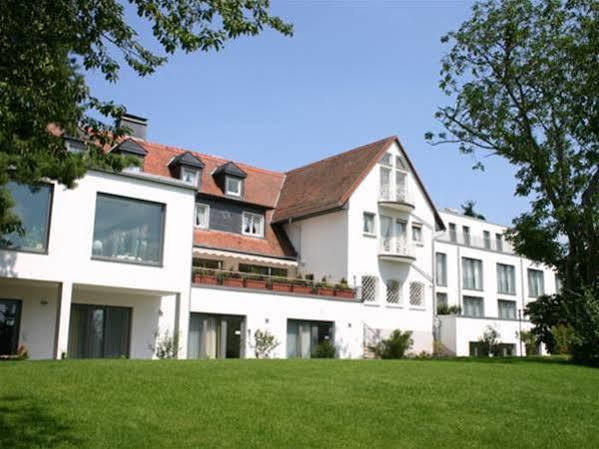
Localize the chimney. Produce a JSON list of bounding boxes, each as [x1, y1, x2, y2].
[[118, 113, 148, 139]]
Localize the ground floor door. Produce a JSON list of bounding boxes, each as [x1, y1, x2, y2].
[[68, 304, 131, 358], [287, 320, 334, 358], [0, 299, 22, 355], [188, 313, 244, 359]]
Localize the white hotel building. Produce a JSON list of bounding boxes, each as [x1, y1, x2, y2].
[[0, 115, 557, 359]]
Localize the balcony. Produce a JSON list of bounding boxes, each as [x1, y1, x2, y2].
[[436, 233, 515, 254], [378, 237, 416, 263], [191, 268, 357, 301], [378, 185, 415, 211]]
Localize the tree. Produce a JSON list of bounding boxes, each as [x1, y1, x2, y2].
[[461, 200, 486, 220], [0, 1, 292, 234], [426, 0, 599, 364]]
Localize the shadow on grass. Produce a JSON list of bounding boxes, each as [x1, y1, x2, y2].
[[0, 395, 81, 449], [422, 355, 574, 366]]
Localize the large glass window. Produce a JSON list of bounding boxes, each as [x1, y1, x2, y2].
[[528, 269, 545, 297], [238, 264, 287, 278], [188, 313, 244, 359], [436, 252, 447, 286], [496, 263, 516, 295], [1, 182, 52, 252], [195, 203, 210, 229], [286, 320, 334, 358], [498, 300, 517, 319], [463, 296, 484, 317], [0, 299, 22, 355], [462, 257, 483, 290], [92, 194, 165, 265]]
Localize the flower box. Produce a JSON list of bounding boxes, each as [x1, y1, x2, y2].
[[223, 278, 244, 288], [335, 289, 354, 299], [245, 279, 267, 289], [194, 274, 218, 285], [317, 287, 335, 297], [272, 282, 293, 292], [292, 284, 313, 295]]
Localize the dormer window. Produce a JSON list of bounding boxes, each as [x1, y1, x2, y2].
[[181, 167, 200, 187], [168, 151, 204, 188], [111, 138, 148, 173], [242, 212, 264, 237], [225, 176, 242, 197]]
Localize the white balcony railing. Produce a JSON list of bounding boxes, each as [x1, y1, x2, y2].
[[379, 237, 415, 258], [436, 233, 515, 254], [379, 185, 413, 205]]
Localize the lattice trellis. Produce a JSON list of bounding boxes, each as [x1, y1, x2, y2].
[[386, 280, 401, 304], [361, 276, 377, 302], [409, 282, 424, 306]]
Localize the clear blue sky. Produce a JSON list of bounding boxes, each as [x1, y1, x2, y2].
[[87, 0, 530, 226]]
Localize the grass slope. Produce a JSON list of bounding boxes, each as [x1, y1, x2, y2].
[[1, 358, 598, 449]]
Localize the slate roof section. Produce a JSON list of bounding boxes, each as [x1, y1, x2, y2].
[[112, 138, 148, 156], [169, 151, 205, 169], [213, 161, 247, 179]]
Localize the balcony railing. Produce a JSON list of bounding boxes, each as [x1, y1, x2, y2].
[[191, 267, 356, 300], [378, 237, 416, 259], [379, 185, 414, 205], [436, 233, 515, 254]]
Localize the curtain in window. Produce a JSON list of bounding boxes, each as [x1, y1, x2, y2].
[[395, 171, 406, 201], [68, 305, 130, 358], [436, 253, 447, 286], [380, 167, 391, 200], [498, 300, 516, 319], [463, 297, 483, 317], [497, 264, 515, 294], [462, 258, 482, 290], [528, 270, 545, 297], [380, 216, 393, 251]]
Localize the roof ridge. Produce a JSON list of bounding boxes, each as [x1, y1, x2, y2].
[[284, 135, 397, 175]]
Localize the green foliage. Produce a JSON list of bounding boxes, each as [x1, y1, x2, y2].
[[0, 1, 292, 234], [477, 326, 500, 357], [551, 324, 574, 355], [428, 0, 599, 363], [437, 304, 462, 315], [517, 330, 539, 356], [370, 329, 414, 359], [252, 329, 279, 359], [461, 200, 485, 220], [525, 293, 568, 353], [150, 330, 180, 359], [312, 340, 337, 359]]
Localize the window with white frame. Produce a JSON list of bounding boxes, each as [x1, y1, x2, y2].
[[409, 282, 424, 307], [527, 268, 545, 297], [181, 167, 200, 187], [436, 252, 447, 286], [195, 203, 210, 229], [361, 276, 377, 302], [498, 299, 517, 319], [242, 212, 264, 237], [463, 296, 484, 317], [363, 212, 375, 235], [225, 176, 242, 197], [483, 230, 491, 249], [449, 223, 457, 242], [386, 280, 401, 304], [462, 226, 471, 246], [495, 233, 503, 251], [496, 263, 516, 295], [379, 152, 409, 202], [462, 257, 483, 290], [412, 224, 422, 244], [436, 292, 448, 309]]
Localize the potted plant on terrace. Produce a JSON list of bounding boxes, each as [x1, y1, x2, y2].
[[271, 276, 293, 292], [334, 278, 354, 299], [291, 275, 313, 295], [317, 276, 335, 297], [244, 273, 267, 290], [220, 268, 244, 288], [193, 268, 218, 285]]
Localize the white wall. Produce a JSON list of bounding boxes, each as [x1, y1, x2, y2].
[[190, 286, 364, 359]]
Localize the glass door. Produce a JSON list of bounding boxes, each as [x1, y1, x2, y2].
[[0, 299, 22, 355], [395, 219, 407, 254], [68, 304, 131, 358], [188, 313, 244, 359]]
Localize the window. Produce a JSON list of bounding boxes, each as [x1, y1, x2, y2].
[[92, 194, 165, 265], [412, 224, 422, 244], [181, 167, 200, 187], [380, 166, 392, 200], [395, 155, 407, 170], [363, 212, 375, 235], [409, 282, 424, 307], [225, 176, 242, 196], [495, 233, 503, 252], [462, 258, 483, 290], [194, 203, 210, 229], [463, 296, 484, 317], [498, 300, 517, 319], [188, 313, 244, 359], [242, 212, 264, 237], [436, 253, 447, 286], [496, 263, 516, 295], [379, 152, 408, 202], [192, 258, 222, 269], [238, 264, 287, 278], [123, 155, 144, 173], [0, 299, 21, 355], [449, 223, 457, 242], [287, 320, 334, 358], [436, 292, 448, 309], [462, 226, 471, 246], [483, 231, 491, 249], [386, 280, 401, 304], [380, 153, 392, 166], [528, 269, 545, 297], [1, 182, 53, 253], [361, 276, 377, 302]]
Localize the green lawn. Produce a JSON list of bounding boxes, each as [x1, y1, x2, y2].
[[1, 358, 597, 449]]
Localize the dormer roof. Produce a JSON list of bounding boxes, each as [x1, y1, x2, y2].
[[169, 151, 205, 169], [213, 161, 247, 179], [112, 138, 148, 157]]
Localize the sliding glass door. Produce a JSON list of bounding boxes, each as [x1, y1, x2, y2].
[[68, 304, 131, 358], [0, 299, 22, 355], [286, 320, 334, 359], [188, 313, 244, 359]]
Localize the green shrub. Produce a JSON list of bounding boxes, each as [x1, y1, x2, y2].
[[150, 330, 180, 359], [437, 304, 462, 315], [313, 340, 336, 358], [252, 329, 279, 359], [517, 330, 540, 356], [551, 323, 574, 355], [370, 329, 413, 359]]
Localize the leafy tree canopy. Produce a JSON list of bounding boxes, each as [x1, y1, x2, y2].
[[461, 200, 486, 220], [427, 0, 598, 363], [0, 0, 292, 234]]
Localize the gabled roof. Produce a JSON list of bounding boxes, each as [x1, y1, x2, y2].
[[273, 136, 445, 230], [169, 151, 205, 169], [213, 161, 247, 179], [112, 138, 148, 156]]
